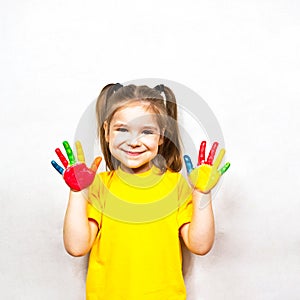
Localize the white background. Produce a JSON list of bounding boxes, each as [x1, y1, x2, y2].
[[1, 0, 300, 299]]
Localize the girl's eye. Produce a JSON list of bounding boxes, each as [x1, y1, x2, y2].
[[117, 128, 128, 132], [142, 130, 154, 135]]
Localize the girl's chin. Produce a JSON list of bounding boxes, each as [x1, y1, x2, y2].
[[120, 163, 151, 174]]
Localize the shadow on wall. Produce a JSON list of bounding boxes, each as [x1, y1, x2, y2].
[[181, 240, 194, 278]]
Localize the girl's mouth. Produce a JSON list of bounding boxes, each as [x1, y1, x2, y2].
[[123, 150, 145, 156]]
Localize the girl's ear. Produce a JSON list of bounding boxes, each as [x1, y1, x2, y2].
[[158, 129, 165, 146], [103, 121, 109, 142]]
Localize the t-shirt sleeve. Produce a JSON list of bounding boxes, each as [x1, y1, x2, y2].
[[176, 174, 193, 229], [87, 203, 102, 228]]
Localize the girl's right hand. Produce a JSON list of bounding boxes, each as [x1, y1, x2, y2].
[[51, 140, 102, 192]]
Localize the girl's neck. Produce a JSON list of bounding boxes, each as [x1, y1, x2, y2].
[[120, 162, 152, 175]]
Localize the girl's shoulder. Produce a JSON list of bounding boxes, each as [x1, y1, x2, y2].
[[95, 169, 116, 186], [95, 168, 188, 185], [164, 168, 189, 183]]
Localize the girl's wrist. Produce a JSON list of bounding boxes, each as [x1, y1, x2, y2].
[[69, 188, 89, 201], [192, 189, 211, 196], [192, 190, 212, 209]]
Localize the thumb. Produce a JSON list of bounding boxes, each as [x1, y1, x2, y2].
[[90, 156, 102, 173], [183, 155, 194, 174]]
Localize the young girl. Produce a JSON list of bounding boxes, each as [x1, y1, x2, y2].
[[51, 83, 230, 300]]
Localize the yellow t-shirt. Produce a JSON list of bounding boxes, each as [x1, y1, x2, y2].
[[86, 166, 193, 300]]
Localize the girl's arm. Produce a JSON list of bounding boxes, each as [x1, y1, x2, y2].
[[180, 191, 215, 255], [63, 190, 99, 257], [51, 141, 102, 256], [181, 141, 230, 255]]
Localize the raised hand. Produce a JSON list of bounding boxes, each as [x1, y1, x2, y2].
[[184, 141, 230, 193], [51, 141, 102, 191]]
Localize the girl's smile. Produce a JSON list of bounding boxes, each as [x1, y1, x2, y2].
[[123, 150, 146, 156], [104, 104, 164, 174]]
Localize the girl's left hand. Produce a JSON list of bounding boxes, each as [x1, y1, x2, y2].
[[184, 141, 230, 193]]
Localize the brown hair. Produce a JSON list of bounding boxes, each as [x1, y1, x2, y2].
[[96, 83, 182, 172]]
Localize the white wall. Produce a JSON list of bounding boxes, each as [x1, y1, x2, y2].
[[1, 0, 300, 299]]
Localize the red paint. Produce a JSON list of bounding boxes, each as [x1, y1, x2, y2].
[[55, 148, 69, 168], [198, 141, 206, 165], [63, 163, 96, 191], [206, 142, 219, 165]]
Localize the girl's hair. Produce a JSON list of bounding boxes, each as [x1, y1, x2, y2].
[[96, 83, 182, 172]]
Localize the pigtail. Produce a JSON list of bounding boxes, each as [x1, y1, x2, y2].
[[158, 85, 183, 172], [96, 83, 123, 171], [96, 83, 115, 135], [96, 83, 123, 132]]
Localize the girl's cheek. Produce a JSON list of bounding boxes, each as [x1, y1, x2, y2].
[[141, 137, 160, 149], [112, 132, 128, 144]]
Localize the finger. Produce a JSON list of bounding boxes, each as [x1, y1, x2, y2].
[[212, 148, 225, 171], [90, 157, 102, 172], [55, 148, 69, 168], [184, 155, 194, 174], [206, 142, 219, 165], [197, 141, 206, 166], [63, 141, 76, 165], [51, 160, 64, 175], [75, 141, 85, 163], [219, 162, 230, 175]]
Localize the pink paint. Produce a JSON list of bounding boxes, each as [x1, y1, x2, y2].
[[63, 163, 96, 191]]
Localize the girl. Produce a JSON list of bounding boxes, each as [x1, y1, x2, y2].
[[51, 83, 230, 300]]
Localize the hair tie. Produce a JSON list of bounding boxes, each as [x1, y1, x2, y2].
[[112, 83, 123, 92], [107, 83, 123, 100], [154, 84, 165, 94]]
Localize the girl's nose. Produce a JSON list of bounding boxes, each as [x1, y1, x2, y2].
[[127, 134, 142, 147]]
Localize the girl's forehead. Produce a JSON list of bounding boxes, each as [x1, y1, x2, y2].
[[111, 102, 160, 123]]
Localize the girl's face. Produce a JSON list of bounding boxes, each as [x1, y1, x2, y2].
[[104, 104, 164, 174]]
